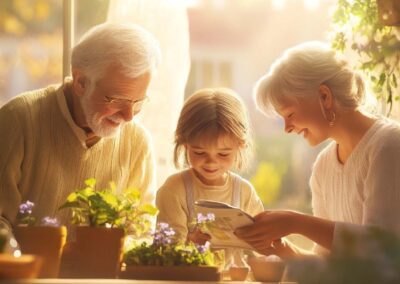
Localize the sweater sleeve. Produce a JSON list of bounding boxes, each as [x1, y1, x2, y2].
[[333, 130, 400, 252], [361, 138, 400, 233], [156, 176, 189, 241], [128, 124, 156, 206], [0, 102, 24, 224], [240, 179, 264, 217], [310, 161, 328, 219], [310, 154, 330, 255]]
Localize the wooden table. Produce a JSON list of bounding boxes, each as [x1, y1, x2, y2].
[[0, 280, 295, 284]]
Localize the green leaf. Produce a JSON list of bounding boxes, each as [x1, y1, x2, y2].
[[125, 188, 141, 201], [81, 187, 95, 197], [61, 178, 157, 235], [101, 191, 119, 208], [378, 73, 386, 87], [65, 192, 78, 203], [58, 200, 81, 210], [84, 178, 96, 188], [139, 204, 158, 215]]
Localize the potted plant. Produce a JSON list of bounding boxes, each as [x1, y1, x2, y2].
[[13, 200, 67, 278], [286, 227, 400, 283], [58, 178, 157, 279], [377, 0, 400, 26], [120, 219, 221, 281]]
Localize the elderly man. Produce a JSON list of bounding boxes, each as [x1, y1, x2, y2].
[[0, 23, 161, 236]]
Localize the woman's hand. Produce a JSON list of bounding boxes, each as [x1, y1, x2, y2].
[[234, 210, 298, 250], [187, 227, 211, 245], [235, 210, 335, 253], [256, 238, 300, 260]]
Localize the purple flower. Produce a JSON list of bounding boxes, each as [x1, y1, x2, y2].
[[196, 241, 210, 253], [157, 223, 176, 236], [197, 213, 215, 224], [158, 223, 169, 230], [153, 223, 176, 246], [41, 217, 60, 227], [19, 201, 35, 215]]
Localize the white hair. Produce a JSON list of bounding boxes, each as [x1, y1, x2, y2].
[[71, 22, 161, 82], [254, 41, 375, 116]]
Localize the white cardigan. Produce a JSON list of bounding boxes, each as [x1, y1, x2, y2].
[[310, 118, 400, 254]]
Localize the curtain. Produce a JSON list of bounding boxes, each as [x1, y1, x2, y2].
[[107, 0, 190, 187]]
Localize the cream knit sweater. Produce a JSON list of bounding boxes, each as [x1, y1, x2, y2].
[[0, 83, 156, 227], [156, 169, 264, 267], [311, 118, 400, 254], [156, 169, 264, 240]]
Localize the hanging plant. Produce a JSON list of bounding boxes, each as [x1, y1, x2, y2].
[[331, 0, 400, 115]]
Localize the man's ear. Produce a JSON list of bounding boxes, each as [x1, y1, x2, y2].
[[71, 68, 87, 97], [318, 84, 334, 109]]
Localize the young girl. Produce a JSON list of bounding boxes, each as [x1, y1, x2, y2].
[[156, 88, 264, 268]]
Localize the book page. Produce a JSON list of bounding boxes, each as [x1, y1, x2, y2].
[[195, 201, 255, 249]]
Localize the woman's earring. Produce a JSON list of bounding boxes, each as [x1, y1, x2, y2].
[[319, 98, 336, 127], [327, 110, 336, 127]]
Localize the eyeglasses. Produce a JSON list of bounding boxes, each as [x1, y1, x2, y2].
[[103, 95, 149, 112]]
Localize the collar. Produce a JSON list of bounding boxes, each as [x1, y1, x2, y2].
[[56, 77, 100, 149]]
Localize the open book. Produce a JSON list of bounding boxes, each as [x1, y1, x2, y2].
[[194, 200, 254, 250]]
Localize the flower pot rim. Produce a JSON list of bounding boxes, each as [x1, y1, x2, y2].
[[124, 264, 218, 268]]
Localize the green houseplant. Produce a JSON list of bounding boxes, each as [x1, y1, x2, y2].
[[121, 220, 221, 281], [331, 0, 400, 115], [58, 178, 157, 279], [13, 200, 67, 278], [286, 227, 400, 284]]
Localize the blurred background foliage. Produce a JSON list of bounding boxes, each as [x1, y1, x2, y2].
[[249, 134, 315, 213], [331, 0, 400, 115], [251, 160, 284, 206], [0, 0, 57, 35], [0, 0, 62, 95], [0, 0, 109, 105]]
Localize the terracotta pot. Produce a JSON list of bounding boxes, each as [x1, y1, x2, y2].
[[0, 254, 43, 279], [247, 256, 285, 282], [14, 226, 67, 278], [120, 265, 221, 281], [229, 266, 249, 281], [377, 0, 400, 26], [60, 227, 124, 278]]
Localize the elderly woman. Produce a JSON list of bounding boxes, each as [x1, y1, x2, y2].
[[235, 42, 400, 258]]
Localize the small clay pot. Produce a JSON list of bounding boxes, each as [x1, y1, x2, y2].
[[229, 266, 249, 281]]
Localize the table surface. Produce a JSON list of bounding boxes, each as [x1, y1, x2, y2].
[[0, 280, 296, 284]]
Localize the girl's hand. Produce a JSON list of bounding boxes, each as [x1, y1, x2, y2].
[[187, 227, 211, 245], [234, 210, 298, 249]]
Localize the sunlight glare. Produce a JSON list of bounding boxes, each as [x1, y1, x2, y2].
[[304, 0, 320, 11], [186, 0, 201, 8], [272, 0, 286, 10], [13, 249, 22, 258], [9, 238, 18, 248]]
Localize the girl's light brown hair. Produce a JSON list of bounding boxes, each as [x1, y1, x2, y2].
[[174, 88, 253, 171]]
